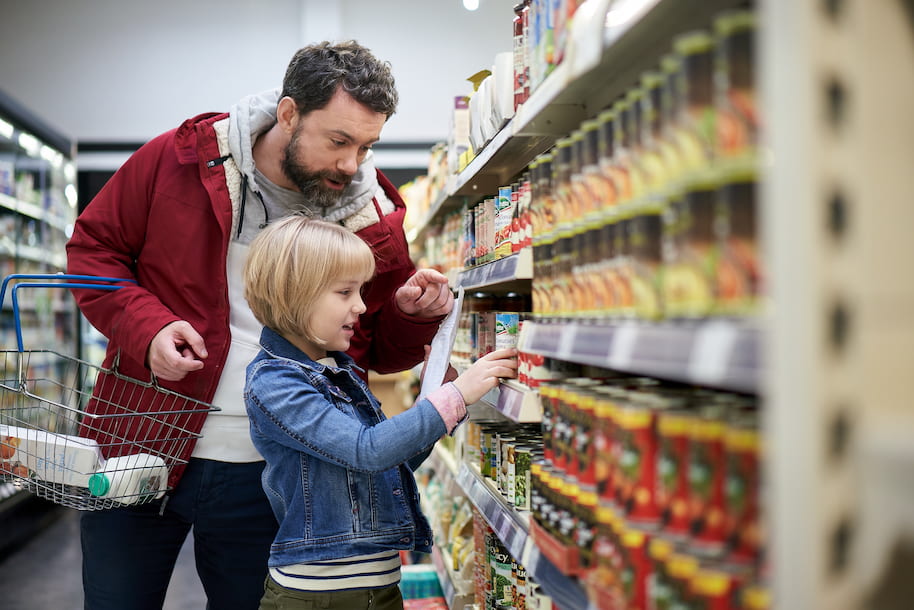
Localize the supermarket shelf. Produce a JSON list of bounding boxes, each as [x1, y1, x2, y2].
[[455, 462, 588, 610], [427, 444, 460, 495], [0, 241, 65, 268], [422, 446, 472, 608], [0, 192, 71, 233], [456, 248, 533, 292], [406, 186, 450, 245], [519, 319, 760, 394], [17, 244, 66, 268], [430, 545, 473, 609], [407, 0, 743, 246], [480, 379, 542, 423], [455, 463, 530, 566]]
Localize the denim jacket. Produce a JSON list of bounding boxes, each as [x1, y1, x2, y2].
[[244, 327, 443, 566]]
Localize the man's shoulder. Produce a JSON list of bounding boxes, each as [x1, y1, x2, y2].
[[169, 112, 229, 161]]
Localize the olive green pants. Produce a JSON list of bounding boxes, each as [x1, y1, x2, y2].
[[259, 576, 404, 610]]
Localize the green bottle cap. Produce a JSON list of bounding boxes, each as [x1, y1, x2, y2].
[[88, 473, 110, 497]]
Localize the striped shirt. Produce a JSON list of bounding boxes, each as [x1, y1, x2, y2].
[[268, 551, 402, 592]]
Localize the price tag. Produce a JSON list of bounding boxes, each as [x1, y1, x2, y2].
[[499, 384, 523, 420], [522, 543, 540, 573], [499, 254, 518, 280], [608, 324, 638, 369], [573, 324, 613, 361], [688, 321, 739, 385], [456, 464, 472, 491], [492, 511, 509, 539], [482, 386, 500, 409], [556, 324, 576, 360], [500, 518, 517, 550]]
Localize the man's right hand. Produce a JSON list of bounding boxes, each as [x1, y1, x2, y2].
[[147, 321, 208, 381]]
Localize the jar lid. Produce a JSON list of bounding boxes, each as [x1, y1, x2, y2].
[[641, 70, 664, 90], [673, 30, 714, 56], [597, 108, 616, 122], [714, 9, 756, 37], [660, 53, 681, 75]]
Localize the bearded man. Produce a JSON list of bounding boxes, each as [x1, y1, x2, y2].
[[66, 40, 452, 610]]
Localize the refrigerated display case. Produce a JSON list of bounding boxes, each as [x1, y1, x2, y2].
[[0, 89, 78, 553]]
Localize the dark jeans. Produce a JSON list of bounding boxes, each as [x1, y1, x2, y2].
[[260, 577, 404, 610], [81, 458, 278, 610]]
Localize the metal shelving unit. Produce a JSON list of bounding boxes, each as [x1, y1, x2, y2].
[[455, 461, 589, 610], [0, 89, 78, 550], [0, 98, 78, 358], [761, 1, 914, 608], [411, 0, 914, 607]]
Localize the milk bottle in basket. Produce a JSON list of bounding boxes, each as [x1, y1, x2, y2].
[[88, 453, 168, 505]]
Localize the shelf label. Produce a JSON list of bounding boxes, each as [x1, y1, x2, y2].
[[688, 321, 739, 385], [496, 255, 518, 281], [556, 324, 576, 360], [496, 512, 513, 545], [529, 323, 563, 353], [608, 324, 638, 369], [459, 254, 521, 289], [482, 386, 500, 409], [572, 323, 612, 361], [498, 384, 523, 420]]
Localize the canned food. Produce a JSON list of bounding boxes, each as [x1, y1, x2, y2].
[[724, 408, 762, 565], [688, 404, 729, 555], [512, 444, 538, 510], [657, 409, 695, 539], [619, 525, 651, 610], [615, 392, 660, 524]]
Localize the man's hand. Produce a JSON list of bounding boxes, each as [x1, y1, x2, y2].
[[395, 269, 454, 318], [147, 321, 208, 381]]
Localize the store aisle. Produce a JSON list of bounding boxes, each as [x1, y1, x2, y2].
[[0, 504, 207, 609]]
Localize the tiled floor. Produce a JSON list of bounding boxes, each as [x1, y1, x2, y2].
[[0, 504, 206, 609]]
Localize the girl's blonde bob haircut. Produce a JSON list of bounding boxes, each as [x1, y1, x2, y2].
[[243, 214, 376, 345]]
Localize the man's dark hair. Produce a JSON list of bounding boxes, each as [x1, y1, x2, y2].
[[281, 40, 398, 118]]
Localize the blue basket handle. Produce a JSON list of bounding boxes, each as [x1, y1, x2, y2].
[[0, 273, 137, 353]]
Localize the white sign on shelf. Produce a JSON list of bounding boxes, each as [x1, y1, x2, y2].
[[688, 321, 738, 385]]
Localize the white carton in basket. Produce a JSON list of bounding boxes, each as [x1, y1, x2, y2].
[[0, 424, 106, 487]]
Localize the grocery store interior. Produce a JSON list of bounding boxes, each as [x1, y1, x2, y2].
[[1, 0, 913, 609]]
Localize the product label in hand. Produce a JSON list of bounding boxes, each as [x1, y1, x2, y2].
[[419, 286, 464, 401]]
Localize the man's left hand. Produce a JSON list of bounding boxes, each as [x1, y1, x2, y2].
[[395, 269, 454, 318]]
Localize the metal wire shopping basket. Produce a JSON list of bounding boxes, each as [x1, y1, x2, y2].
[[0, 274, 219, 510]]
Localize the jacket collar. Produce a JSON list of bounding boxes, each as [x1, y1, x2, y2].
[[259, 326, 363, 375]]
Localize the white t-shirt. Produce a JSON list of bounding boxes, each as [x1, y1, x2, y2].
[[192, 240, 263, 462]]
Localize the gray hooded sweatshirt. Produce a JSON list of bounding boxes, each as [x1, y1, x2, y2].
[[193, 88, 395, 462]]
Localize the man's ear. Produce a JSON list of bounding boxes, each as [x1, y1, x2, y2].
[[276, 96, 299, 134]]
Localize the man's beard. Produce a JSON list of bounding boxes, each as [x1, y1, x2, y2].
[[281, 130, 352, 209]]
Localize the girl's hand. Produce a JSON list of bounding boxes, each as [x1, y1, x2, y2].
[[452, 348, 518, 405]]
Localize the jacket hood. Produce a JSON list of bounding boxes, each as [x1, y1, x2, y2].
[[227, 88, 378, 222]]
